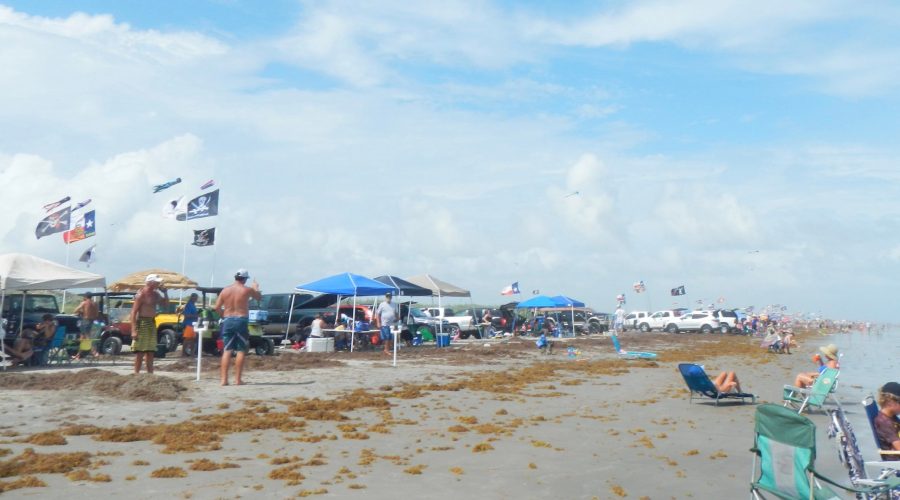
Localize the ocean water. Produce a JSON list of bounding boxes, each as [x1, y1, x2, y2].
[[819, 328, 899, 458]]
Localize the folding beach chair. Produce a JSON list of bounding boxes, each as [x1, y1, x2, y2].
[[610, 333, 657, 360], [750, 403, 891, 500], [783, 368, 841, 414], [863, 396, 900, 464], [826, 406, 900, 498], [677, 363, 756, 406], [45, 326, 76, 365]]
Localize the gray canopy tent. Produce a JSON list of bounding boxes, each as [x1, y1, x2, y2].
[[405, 274, 471, 336]]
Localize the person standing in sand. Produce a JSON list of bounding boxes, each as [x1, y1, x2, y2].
[[73, 293, 99, 339], [130, 274, 168, 374], [374, 292, 397, 355], [214, 269, 262, 386]]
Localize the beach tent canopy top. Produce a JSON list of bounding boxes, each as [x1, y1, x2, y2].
[[552, 295, 585, 308], [515, 295, 561, 309], [405, 274, 470, 298], [374, 275, 433, 297], [109, 269, 198, 292], [0, 253, 106, 290], [296, 273, 394, 297]]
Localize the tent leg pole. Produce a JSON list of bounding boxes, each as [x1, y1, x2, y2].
[[1, 289, 6, 371], [285, 294, 296, 346]]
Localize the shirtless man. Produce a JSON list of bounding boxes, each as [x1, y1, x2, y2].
[[130, 274, 168, 374], [73, 294, 99, 338], [214, 269, 261, 386]]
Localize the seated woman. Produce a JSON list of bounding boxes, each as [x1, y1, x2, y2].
[[874, 382, 900, 460], [793, 344, 839, 388], [711, 371, 742, 393]]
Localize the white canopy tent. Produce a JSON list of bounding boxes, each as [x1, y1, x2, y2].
[[0, 253, 106, 368]]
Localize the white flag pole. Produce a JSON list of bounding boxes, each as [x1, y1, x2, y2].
[[61, 242, 71, 312]]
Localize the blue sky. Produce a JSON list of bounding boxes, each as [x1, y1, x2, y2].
[[1, 1, 899, 320]]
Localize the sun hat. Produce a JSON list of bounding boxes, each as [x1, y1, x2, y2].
[[145, 274, 163, 283], [881, 382, 900, 399], [819, 344, 839, 360], [235, 269, 249, 279]]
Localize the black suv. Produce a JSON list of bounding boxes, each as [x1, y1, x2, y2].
[[1, 293, 80, 342]]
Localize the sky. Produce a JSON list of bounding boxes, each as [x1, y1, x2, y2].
[[2, 1, 899, 320]]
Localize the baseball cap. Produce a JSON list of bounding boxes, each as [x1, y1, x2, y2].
[[385, 291, 392, 297], [881, 382, 900, 399], [145, 274, 163, 283], [235, 269, 250, 279]]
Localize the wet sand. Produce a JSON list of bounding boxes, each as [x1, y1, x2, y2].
[[0, 330, 871, 499]]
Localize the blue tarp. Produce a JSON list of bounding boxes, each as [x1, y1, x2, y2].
[[552, 295, 585, 308], [515, 295, 560, 309], [296, 273, 394, 297]]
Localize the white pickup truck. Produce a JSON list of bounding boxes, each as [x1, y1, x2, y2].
[[638, 309, 689, 333], [423, 307, 478, 338]]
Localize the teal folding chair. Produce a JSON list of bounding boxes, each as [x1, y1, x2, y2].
[[783, 368, 840, 414], [750, 403, 890, 500]]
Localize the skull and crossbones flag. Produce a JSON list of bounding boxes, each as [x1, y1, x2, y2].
[[191, 228, 216, 247], [35, 207, 71, 239], [178, 189, 219, 221]]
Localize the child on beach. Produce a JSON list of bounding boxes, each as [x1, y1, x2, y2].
[[793, 344, 839, 388]]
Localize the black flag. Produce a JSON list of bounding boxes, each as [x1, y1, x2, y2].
[[670, 285, 686, 296], [35, 207, 71, 239], [178, 189, 219, 221], [192, 228, 216, 247], [79, 245, 96, 266]]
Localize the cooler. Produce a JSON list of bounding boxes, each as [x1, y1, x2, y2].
[[306, 337, 334, 353]]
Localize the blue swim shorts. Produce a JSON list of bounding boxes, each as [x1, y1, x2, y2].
[[222, 317, 249, 353]]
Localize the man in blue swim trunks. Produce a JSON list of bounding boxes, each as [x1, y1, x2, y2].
[[375, 292, 397, 355], [214, 269, 262, 386]]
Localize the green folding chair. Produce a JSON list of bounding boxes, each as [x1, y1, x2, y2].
[[783, 368, 840, 414], [750, 404, 889, 500]]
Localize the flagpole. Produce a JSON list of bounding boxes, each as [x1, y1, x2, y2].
[[61, 241, 71, 312], [180, 241, 188, 306], [210, 231, 217, 287]]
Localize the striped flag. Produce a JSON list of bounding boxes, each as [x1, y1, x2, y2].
[[200, 179, 215, 190]]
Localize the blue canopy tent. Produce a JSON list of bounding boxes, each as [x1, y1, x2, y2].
[[295, 273, 395, 352], [552, 295, 585, 336], [515, 295, 563, 336]]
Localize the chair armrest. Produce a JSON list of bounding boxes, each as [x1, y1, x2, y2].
[[864, 460, 899, 471]]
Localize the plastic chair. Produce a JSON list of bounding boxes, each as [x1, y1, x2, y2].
[[750, 403, 891, 500], [783, 368, 841, 414], [610, 333, 657, 360], [677, 363, 756, 406]]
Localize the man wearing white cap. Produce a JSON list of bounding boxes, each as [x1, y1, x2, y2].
[[214, 269, 262, 385], [130, 274, 168, 374]]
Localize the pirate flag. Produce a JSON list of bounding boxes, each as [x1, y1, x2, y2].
[[178, 189, 219, 221], [191, 228, 215, 247], [35, 207, 71, 239], [670, 285, 686, 296], [79, 245, 97, 267]]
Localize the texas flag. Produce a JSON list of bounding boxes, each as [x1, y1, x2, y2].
[[500, 282, 520, 296], [62, 210, 96, 244]]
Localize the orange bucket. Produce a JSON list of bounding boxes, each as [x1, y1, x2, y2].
[[183, 325, 195, 339]]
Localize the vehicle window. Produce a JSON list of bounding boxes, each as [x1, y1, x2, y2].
[[26, 295, 59, 313], [268, 296, 286, 309], [444, 308, 454, 316], [721, 310, 736, 317], [625, 314, 635, 320]]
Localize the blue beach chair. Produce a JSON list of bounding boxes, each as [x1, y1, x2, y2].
[[826, 406, 899, 497], [863, 395, 900, 464], [610, 333, 657, 360], [677, 363, 756, 406]]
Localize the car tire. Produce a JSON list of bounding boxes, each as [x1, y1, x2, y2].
[[700, 325, 712, 334], [587, 320, 601, 334], [720, 325, 731, 334], [254, 338, 274, 356], [666, 323, 679, 334], [158, 329, 177, 352], [449, 324, 462, 338], [101, 336, 122, 355], [182, 339, 196, 357], [639, 323, 650, 333]]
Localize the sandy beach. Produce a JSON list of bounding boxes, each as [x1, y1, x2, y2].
[[0, 329, 880, 499]]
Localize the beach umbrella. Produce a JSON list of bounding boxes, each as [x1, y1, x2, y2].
[[109, 269, 198, 292]]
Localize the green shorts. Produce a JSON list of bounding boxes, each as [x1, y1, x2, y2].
[[132, 317, 157, 353]]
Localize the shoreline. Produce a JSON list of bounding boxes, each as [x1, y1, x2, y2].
[[0, 329, 878, 498]]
